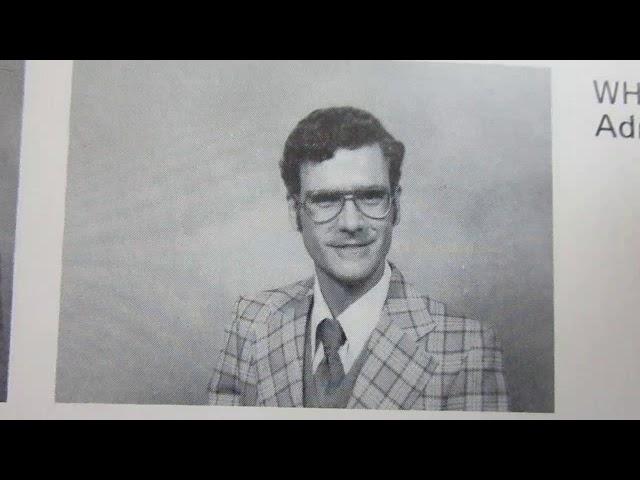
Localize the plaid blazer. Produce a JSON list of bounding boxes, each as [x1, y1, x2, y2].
[[209, 264, 509, 411]]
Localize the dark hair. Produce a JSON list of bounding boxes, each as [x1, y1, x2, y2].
[[280, 106, 405, 196]]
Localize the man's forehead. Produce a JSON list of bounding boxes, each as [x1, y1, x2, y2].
[[299, 144, 390, 191]]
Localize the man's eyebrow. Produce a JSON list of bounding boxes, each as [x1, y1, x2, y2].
[[305, 185, 389, 195]]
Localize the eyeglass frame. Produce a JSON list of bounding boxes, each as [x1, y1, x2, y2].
[[292, 185, 401, 224]]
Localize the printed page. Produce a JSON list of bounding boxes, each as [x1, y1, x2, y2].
[[0, 60, 638, 418]]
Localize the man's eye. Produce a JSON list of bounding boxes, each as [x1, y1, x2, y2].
[[358, 192, 387, 204], [309, 194, 341, 207]]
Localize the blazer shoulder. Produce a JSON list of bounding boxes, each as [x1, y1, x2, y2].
[[419, 295, 501, 353], [232, 278, 312, 324]]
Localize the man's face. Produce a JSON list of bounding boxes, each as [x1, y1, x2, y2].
[[291, 143, 399, 287]]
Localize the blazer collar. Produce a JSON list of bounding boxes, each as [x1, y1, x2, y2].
[[255, 264, 438, 408], [383, 263, 438, 338], [254, 277, 313, 407], [347, 264, 439, 409]]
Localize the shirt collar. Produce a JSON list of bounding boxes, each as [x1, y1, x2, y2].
[[310, 261, 392, 371]]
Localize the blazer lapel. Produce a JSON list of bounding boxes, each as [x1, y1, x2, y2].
[[348, 266, 439, 409], [254, 281, 312, 407]]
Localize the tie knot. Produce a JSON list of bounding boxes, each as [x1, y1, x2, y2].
[[317, 317, 346, 356]]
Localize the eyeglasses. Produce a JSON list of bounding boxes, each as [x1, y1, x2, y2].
[[295, 187, 398, 224]]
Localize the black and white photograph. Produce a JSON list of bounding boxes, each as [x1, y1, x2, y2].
[[0, 59, 25, 402], [55, 60, 553, 412]]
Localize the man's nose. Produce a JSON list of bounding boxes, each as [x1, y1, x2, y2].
[[337, 198, 366, 231]]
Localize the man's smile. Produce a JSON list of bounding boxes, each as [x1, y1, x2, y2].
[[327, 239, 375, 248], [328, 240, 375, 259]]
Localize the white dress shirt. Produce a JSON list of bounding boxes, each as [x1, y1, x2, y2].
[[310, 261, 392, 374]]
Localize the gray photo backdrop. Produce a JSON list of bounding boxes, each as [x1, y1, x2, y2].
[[57, 61, 553, 412], [0, 60, 25, 402]]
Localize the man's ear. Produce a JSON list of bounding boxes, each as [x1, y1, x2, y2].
[[287, 196, 302, 232], [392, 186, 401, 226]]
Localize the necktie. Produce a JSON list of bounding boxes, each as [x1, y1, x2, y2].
[[316, 317, 347, 394]]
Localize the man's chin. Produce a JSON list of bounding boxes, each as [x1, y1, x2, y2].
[[326, 263, 379, 287]]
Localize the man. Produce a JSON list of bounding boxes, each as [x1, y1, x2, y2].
[[209, 106, 509, 410]]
